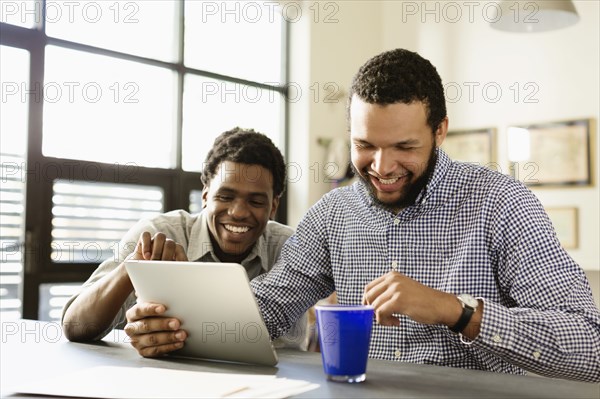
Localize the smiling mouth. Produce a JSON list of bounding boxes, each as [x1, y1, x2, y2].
[[378, 177, 399, 185], [223, 224, 250, 234], [370, 174, 408, 185]]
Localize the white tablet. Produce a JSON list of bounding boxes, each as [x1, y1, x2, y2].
[[124, 260, 278, 366]]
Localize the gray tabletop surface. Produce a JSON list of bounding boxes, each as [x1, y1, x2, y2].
[[1, 320, 598, 398]]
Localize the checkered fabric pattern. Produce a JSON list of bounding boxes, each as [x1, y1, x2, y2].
[[251, 149, 600, 382]]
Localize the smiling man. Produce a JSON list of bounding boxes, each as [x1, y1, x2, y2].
[[62, 128, 308, 353], [247, 49, 600, 382]]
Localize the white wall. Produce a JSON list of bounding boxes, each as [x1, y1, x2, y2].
[[287, 1, 599, 272], [287, 1, 383, 225]]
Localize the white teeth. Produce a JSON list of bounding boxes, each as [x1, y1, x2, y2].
[[224, 225, 250, 233], [379, 177, 399, 185]]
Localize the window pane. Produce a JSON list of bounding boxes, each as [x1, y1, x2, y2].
[[0, 0, 39, 28], [51, 180, 164, 263], [1, 46, 29, 155], [43, 46, 177, 168], [189, 189, 203, 214], [185, 1, 283, 83], [0, 45, 29, 321], [38, 283, 80, 321], [45, 1, 178, 62], [182, 75, 283, 172]]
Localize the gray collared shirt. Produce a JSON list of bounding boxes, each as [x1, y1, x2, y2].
[[62, 209, 307, 349]]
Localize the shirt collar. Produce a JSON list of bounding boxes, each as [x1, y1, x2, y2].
[[187, 210, 269, 272], [413, 147, 451, 206]]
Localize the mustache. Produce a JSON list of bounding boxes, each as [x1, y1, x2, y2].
[[351, 163, 430, 179]]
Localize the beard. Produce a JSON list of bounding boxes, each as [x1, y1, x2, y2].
[[352, 145, 437, 213]]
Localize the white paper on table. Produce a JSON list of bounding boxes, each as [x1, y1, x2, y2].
[[10, 366, 319, 399], [227, 378, 321, 399]]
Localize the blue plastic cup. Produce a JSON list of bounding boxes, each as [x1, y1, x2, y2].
[[315, 305, 374, 383]]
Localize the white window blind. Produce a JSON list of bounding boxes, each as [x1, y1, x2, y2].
[[51, 180, 164, 263]]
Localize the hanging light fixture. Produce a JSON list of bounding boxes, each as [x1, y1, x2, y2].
[[491, 0, 580, 33]]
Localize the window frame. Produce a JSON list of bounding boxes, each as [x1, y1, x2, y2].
[[0, 2, 289, 320]]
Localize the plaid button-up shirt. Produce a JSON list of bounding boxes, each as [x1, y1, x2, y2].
[[252, 149, 600, 382]]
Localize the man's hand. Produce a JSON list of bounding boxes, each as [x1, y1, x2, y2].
[[131, 231, 188, 261], [124, 302, 187, 357], [123, 232, 189, 357], [362, 271, 458, 327]]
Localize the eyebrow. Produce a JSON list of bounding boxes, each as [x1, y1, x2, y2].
[[216, 187, 270, 199], [352, 138, 420, 146], [394, 139, 420, 146]]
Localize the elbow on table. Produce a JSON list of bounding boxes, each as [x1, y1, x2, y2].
[[61, 311, 102, 342]]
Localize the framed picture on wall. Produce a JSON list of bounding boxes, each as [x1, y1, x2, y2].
[[545, 207, 579, 249], [442, 128, 495, 168], [508, 119, 593, 187]]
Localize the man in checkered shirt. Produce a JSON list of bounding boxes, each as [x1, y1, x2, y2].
[[250, 48, 600, 382]]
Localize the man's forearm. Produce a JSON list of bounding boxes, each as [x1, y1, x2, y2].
[[62, 263, 134, 341], [470, 300, 600, 382]]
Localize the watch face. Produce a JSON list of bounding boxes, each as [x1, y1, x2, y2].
[[458, 294, 478, 308]]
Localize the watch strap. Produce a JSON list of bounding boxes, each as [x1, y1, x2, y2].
[[450, 303, 474, 334]]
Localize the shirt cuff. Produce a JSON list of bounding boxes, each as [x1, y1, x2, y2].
[[470, 299, 516, 354]]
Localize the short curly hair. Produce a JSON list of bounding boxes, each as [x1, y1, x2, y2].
[[201, 127, 286, 197], [348, 48, 447, 134]]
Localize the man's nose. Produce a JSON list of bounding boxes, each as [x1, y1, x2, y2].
[[228, 199, 250, 219], [371, 149, 396, 176]]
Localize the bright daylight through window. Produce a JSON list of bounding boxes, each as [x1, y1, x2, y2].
[[0, 0, 287, 320]]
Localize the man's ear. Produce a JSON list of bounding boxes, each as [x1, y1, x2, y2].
[[434, 117, 449, 147], [269, 195, 281, 220], [201, 186, 209, 209]]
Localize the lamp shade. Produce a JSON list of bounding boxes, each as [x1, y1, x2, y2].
[[491, 0, 579, 33]]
